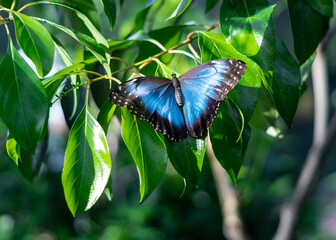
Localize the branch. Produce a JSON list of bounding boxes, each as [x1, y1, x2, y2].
[[207, 140, 249, 240], [273, 45, 336, 240]]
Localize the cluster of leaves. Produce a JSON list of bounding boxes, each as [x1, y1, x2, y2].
[[0, 0, 332, 216]]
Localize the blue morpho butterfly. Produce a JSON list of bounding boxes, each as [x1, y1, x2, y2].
[[109, 59, 247, 141]]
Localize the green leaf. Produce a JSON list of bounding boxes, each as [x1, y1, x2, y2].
[[205, 0, 220, 13], [41, 17, 110, 75], [198, 31, 261, 122], [288, 0, 329, 63], [6, 135, 20, 165], [100, 0, 117, 30], [108, 39, 134, 50], [165, 0, 192, 21], [306, 0, 333, 17], [7, 134, 48, 182], [209, 100, 251, 184], [12, 11, 54, 77], [34, 1, 111, 75], [40, 1, 108, 48], [166, 136, 207, 186], [62, 106, 111, 216], [0, 39, 49, 153], [272, 36, 301, 128], [250, 16, 276, 74], [220, 1, 275, 56], [121, 108, 167, 203], [97, 99, 117, 134]]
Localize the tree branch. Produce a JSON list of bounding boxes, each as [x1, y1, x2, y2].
[[273, 45, 336, 240], [208, 140, 249, 240]]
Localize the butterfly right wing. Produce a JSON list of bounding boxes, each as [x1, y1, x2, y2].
[[109, 77, 188, 141]]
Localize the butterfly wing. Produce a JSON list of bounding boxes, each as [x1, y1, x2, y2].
[[109, 77, 188, 141], [179, 59, 247, 138]]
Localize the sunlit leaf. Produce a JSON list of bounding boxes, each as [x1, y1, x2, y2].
[[165, 0, 192, 21], [62, 106, 111, 216], [121, 108, 167, 203], [220, 1, 275, 56]]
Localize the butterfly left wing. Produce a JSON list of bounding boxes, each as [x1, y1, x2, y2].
[[179, 59, 247, 138], [109, 77, 188, 141]]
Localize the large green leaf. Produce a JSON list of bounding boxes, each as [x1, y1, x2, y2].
[[198, 31, 261, 122], [220, 1, 275, 56], [166, 136, 207, 186], [62, 106, 111, 216], [121, 108, 167, 203], [0, 39, 48, 153], [272, 36, 301, 128], [13, 11, 54, 77], [288, 0, 329, 63], [209, 100, 251, 184]]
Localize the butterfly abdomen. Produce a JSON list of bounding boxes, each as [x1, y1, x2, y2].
[[172, 74, 183, 107]]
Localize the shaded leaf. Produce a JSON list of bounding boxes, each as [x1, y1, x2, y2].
[[272, 36, 301, 127], [0, 39, 48, 153], [121, 108, 167, 203], [62, 106, 111, 216], [13, 11, 54, 77], [100, 0, 117, 30], [288, 0, 329, 63], [209, 100, 251, 184], [166, 136, 207, 186], [97, 99, 117, 134]]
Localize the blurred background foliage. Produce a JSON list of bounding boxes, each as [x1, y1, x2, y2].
[[0, 0, 336, 239]]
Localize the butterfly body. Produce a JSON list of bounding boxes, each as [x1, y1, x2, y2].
[[110, 59, 247, 141]]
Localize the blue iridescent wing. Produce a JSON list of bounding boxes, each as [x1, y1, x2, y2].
[[109, 77, 188, 141], [179, 59, 247, 138]]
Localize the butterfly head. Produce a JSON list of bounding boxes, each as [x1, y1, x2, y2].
[[171, 73, 177, 79]]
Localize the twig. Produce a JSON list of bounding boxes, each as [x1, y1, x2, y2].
[[273, 45, 336, 240], [208, 139, 248, 240]]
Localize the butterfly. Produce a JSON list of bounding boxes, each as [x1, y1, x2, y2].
[[109, 59, 247, 141]]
